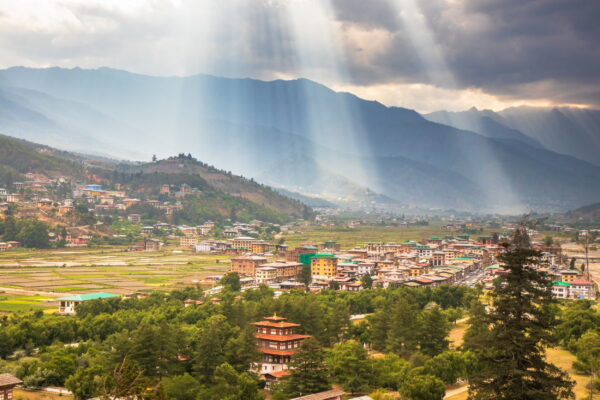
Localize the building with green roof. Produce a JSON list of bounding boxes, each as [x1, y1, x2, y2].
[[57, 292, 119, 315]]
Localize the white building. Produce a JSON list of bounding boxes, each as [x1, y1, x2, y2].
[[57, 292, 119, 315]]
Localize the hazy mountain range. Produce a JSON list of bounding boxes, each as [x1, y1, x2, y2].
[[1, 66, 599, 213], [425, 107, 600, 166]]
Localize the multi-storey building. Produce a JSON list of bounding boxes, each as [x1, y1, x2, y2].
[[231, 236, 257, 250], [259, 261, 303, 281], [250, 241, 272, 254], [255, 267, 277, 283], [253, 315, 310, 374], [311, 253, 338, 278], [230, 256, 268, 276], [179, 236, 198, 249]]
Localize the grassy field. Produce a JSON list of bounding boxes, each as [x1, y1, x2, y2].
[[446, 318, 600, 399], [281, 223, 493, 249], [0, 247, 234, 312]]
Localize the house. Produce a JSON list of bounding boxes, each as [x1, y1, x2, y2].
[[552, 281, 570, 299], [569, 279, 596, 300], [179, 236, 198, 249], [231, 236, 257, 250], [310, 253, 338, 278], [290, 389, 345, 400], [250, 241, 272, 254], [6, 194, 20, 203], [0, 243, 9, 252], [230, 256, 268, 276], [131, 239, 162, 252], [286, 245, 318, 262], [127, 214, 141, 223], [255, 267, 278, 283], [123, 198, 141, 208], [57, 292, 119, 315], [560, 270, 579, 283], [259, 261, 303, 281], [183, 299, 204, 307], [195, 241, 215, 253], [0, 373, 22, 400], [318, 241, 341, 251]]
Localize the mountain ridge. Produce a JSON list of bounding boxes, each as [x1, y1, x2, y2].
[[1, 66, 599, 212]]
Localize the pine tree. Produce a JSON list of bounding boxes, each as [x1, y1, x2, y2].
[[468, 226, 574, 400], [300, 264, 312, 291], [386, 296, 420, 355], [417, 305, 450, 357], [279, 337, 330, 398]]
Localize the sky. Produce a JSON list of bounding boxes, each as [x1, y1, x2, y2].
[[0, 0, 598, 113]]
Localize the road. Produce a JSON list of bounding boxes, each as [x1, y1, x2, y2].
[[445, 384, 468, 398]]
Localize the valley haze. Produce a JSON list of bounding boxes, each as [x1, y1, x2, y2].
[[1, 66, 600, 214]]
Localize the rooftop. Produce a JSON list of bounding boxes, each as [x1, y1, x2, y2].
[[290, 389, 345, 400], [57, 292, 119, 302], [0, 373, 22, 387]]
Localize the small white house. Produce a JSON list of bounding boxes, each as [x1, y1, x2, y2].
[[57, 292, 119, 315]]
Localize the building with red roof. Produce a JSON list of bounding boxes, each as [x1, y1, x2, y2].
[[253, 314, 310, 378]]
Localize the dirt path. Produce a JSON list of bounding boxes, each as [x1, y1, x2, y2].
[[445, 385, 468, 398]]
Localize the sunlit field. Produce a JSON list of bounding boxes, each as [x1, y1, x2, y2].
[[446, 316, 600, 399], [281, 223, 495, 249]]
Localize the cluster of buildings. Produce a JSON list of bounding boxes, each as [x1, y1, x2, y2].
[[484, 264, 595, 300], [221, 235, 506, 291]]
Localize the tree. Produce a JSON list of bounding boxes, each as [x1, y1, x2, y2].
[[462, 301, 492, 354], [400, 374, 445, 400], [2, 216, 17, 241], [197, 363, 264, 400], [277, 337, 330, 398], [16, 219, 50, 248], [65, 368, 99, 400], [326, 340, 372, 394], [152, 154, 157, 162], [361, 273, 373, 289], [423, 351, 469, 384], [385, 296, 420, 355], [444, 307, 463, 325], [100, 357, 154, 400], [370, 354, 410, 390], [300, 264, 312, 290], [220, 272, 242, 292], [573, 331, 600, 397], [328, 281, 340, 291], [418, 305, 450, 356], [467, 226, 574, 400], [193, 315, 235, 382], [570, 257, 576, 269], [161, 373, 202, 400], [544, 236, 554, 246]]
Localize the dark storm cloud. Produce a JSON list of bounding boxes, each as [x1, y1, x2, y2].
[[330, 0, 398, 31], [331, 0, 600, 106]]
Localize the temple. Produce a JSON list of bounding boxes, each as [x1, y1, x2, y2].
[[253, 314, 310, 375]]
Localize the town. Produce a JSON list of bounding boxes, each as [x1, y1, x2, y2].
[[1, 166, 600, 400]]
